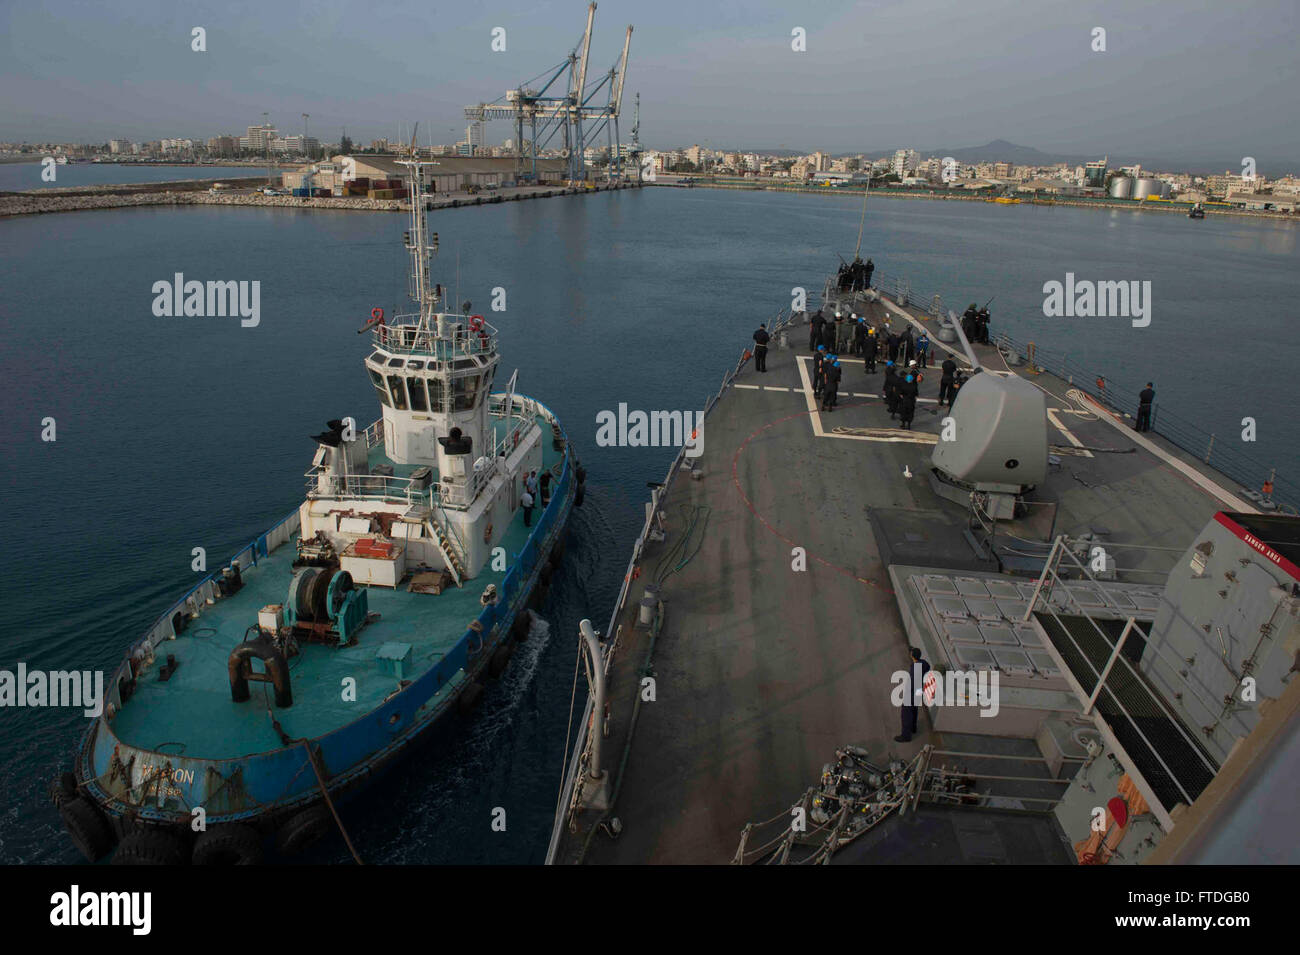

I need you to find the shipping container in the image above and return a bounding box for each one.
[292,188,311,197]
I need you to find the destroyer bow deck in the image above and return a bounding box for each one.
[550,275,1296,866]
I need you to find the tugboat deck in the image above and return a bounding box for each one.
[112,408,560,760]
[554,293,1266,865]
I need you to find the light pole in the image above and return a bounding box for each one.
[302,113,310,159]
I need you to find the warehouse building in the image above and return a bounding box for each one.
[337,155,568,192]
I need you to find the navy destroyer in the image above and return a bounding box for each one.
[53,150,580,864]
[549,260,1299,866]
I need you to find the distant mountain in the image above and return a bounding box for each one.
[927,139,1067,165]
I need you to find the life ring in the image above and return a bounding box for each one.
[371,306,384,324]
[469,314,484,332]
[484,522,493,543]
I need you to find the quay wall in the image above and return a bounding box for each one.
[0,182,641,218]
[650,180,1292,221]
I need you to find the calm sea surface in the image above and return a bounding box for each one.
[1,186,1297,862]
[0,161,270,192]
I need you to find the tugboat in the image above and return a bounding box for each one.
[54,149,582,864]
[1189,202,1206,219]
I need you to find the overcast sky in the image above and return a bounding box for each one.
[2,0,1296,171]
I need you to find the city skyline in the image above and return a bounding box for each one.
[3,0,1298,171]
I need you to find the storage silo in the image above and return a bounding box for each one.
[1133,177,1163,199]
[1109,177,1134,199]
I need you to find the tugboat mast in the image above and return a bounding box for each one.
[397,124,441,333]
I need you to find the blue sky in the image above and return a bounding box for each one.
[2,0,1296,171]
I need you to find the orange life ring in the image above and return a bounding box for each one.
[469,314,484,332]
[371,306,384,324]
[484,522,493,542]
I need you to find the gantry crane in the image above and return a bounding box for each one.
[464,3,632,185]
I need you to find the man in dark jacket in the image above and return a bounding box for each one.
[863,326,878,372]
[938,357,958,410]
[883,361,900,417]
[822,359,842,411]
[864,258,874,288]
[752,323,770,373]
[1135,382,1155,432]
[897,372,919,429]
[896,647,931,742]
[812,346,826,397]
[809,309,826,352]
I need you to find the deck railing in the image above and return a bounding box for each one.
[372,312,498,359]
[991,329,1296,513]
[822,271,1295,513]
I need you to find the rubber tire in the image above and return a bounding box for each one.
[113,828,187,866]
[574,485,585,507]
[50,771,78,808]
[457,681,484,715]
[275,805,333,857]
[59,797,114,862]
[512,611,532,642]
[192,824,264,865]
[489,644,512,678]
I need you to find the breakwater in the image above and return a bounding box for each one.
[1,181,641,218]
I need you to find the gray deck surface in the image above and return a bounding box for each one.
[556,292,1254,865]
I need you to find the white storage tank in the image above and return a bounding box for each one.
[1133,177,1163,199]
[1109,176,1134,198]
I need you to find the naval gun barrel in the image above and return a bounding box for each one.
[948,309,981,371]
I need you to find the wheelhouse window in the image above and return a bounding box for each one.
[452,374,480,412]
[407,376,428,412]
[387,375,408,410]
[369,367,391,407]
[426,377,445,413]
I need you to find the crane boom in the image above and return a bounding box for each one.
[612,25,632,116]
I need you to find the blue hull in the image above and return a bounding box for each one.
[68,414,578,858]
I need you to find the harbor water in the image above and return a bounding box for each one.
[0,161,268,192]
[1,186,1297,862]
